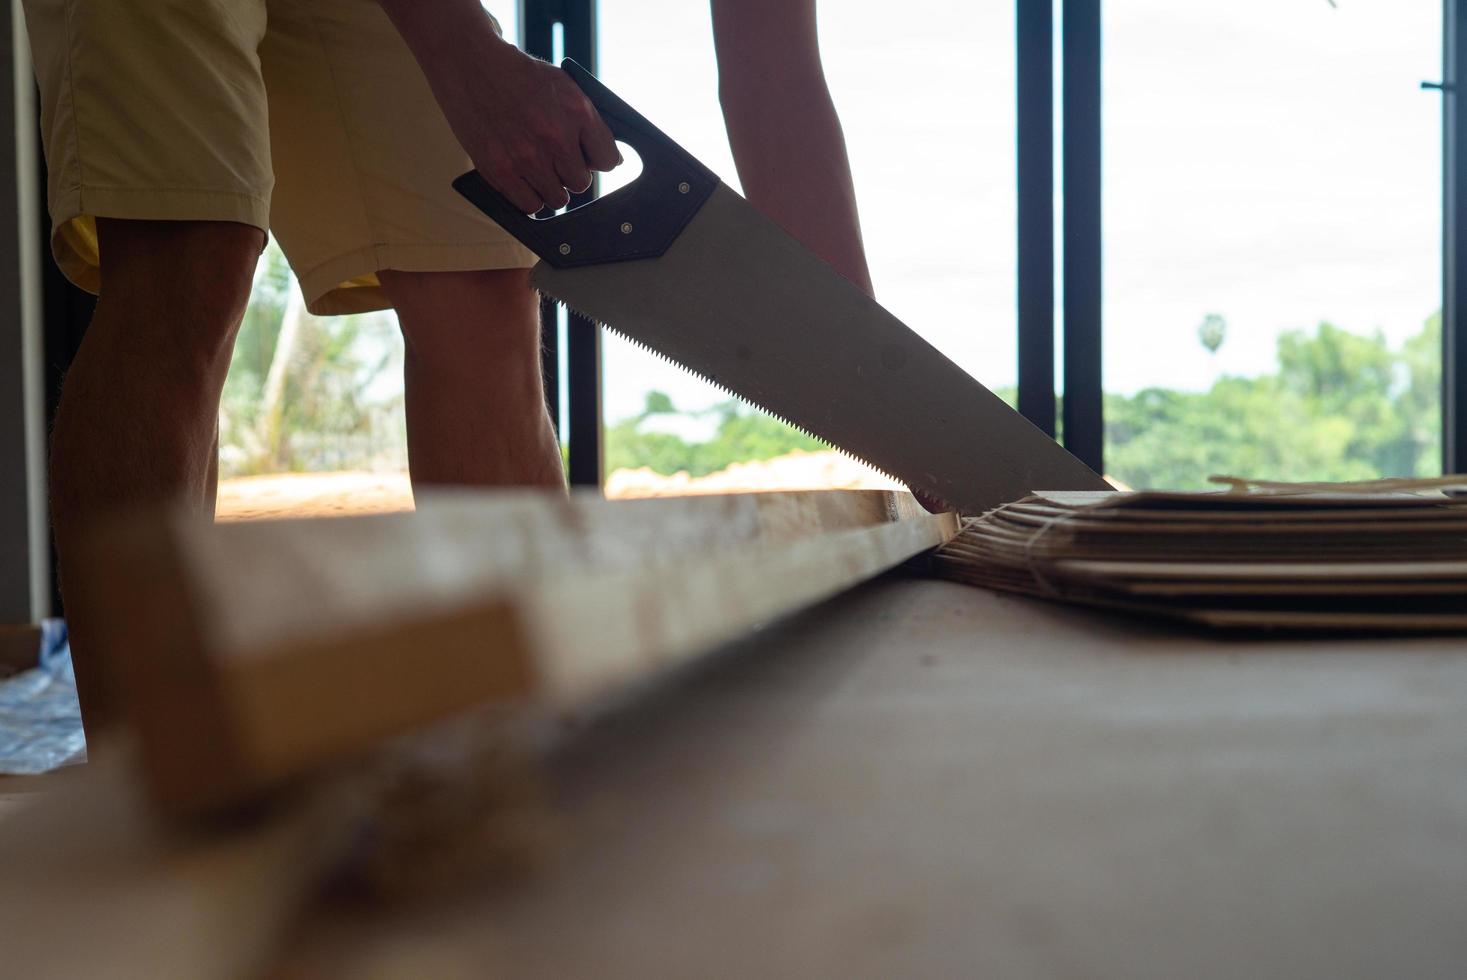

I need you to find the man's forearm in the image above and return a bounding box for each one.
[375,1,619,214]
[712,0,874,296]
[719,74,873,296]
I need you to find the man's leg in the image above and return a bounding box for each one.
[50,218,262,733]
[378,268,564,490]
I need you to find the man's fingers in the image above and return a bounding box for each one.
[554,153,594,196]
[520,157,570,212]
[482,167,544,215]
[579,112,621,172]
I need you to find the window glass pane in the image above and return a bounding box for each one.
[490,3,517,43]
[218,2,515,520]
[1103,2,1442,489]
[218,239,410,520]
[219,3,1026,513]
[597,1,1016,493]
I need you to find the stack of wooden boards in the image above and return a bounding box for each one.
[933,481,1467,632]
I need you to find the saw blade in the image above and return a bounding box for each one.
[534,184,1109,514]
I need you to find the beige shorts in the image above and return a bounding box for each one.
[22,0,535,315]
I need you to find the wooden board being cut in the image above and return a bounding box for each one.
[79,490,956,816]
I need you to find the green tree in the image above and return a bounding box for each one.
[642,390,676,415]
[1398,312,1443,476]
[1107,315,1441,489]
[1198,313,1226,354]
[603,391,824,478]
[220,239,406,476]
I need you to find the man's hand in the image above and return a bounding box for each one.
[380,0,620,214]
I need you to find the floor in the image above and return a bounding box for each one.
[5,577,1465,976]
[214,450,896,521]
[0,774,52,818]
[282,577,1467,978]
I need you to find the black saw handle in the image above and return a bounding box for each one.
[453,60,718,270]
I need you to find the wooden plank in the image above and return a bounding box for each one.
[0,492,953,977]
[78,490,955,816]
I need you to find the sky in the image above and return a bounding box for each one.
[569,2,1431,425]
[454,2,1442,425]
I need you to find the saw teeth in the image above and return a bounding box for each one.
[542,291,907,488]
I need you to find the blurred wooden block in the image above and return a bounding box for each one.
[81,490,956,817]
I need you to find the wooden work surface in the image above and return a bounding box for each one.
[282,576,1467,979]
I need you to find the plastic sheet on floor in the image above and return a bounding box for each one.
[0,620,86,774]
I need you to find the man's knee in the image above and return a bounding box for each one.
[93,218,264,351]
[383,267,541,364]
[381,267,535,313]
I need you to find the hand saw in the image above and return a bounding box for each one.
[455,60,1108,514]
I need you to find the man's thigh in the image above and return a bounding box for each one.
[94,219,264,327]
[378,268,539,347]
[22,0,274,296]
[262,0,535,318]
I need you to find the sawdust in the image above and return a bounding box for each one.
[216,451,898,521]
[342,713,557,902]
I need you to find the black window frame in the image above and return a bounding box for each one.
[1443,0,1467,471]
[1019,0,1464,480]
[12,1,1467,619]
